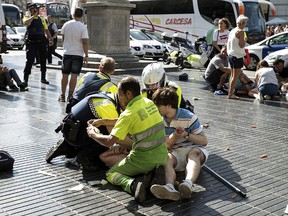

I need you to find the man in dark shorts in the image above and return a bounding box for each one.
[59,8,89,102]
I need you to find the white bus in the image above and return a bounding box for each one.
[129,0,276,45]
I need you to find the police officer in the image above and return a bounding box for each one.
[23,3,53,85]
[46,92,128,171]
[65,57,118,113]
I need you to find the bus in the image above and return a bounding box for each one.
[129,0,276,45]
[46,2,71,28]
[2,4,22,27]
[0,2,7,54]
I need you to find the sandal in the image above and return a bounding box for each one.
[58,94,65,102]
[227,94,239,100]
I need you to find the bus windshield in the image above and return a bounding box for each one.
[2,4,22,27]
[244,2,265,35]
[45,3,71,28]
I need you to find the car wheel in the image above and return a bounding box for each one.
[245,54,259,71]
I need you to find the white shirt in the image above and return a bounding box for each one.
[257,67,279,87]
[213,29,230,45]
[227,27,246,58]
[62,20,89,57]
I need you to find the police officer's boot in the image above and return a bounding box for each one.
[24,74,29,86]
[41,71,49,84]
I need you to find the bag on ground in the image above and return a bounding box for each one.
[0,150,15,172]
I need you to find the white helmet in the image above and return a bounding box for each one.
[142,63,166,87]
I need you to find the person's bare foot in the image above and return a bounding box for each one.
[227,94,240,100]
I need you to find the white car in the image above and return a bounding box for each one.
[6,26,25,50]
[130,39,145,58]
[12,26,26,39]
[130,29,165,60]
[263,48,288,67]
[246,32,288,71]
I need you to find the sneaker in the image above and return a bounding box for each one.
[41,79,49,84]
[178,181,193,199]
[150,184,181,201]
[264,95,272,100]
[9,85,19,92]
[46,138,70,163]
[151,165,165,186]
[18,82,28,91]
[131,175,150,203]
[58,94,65,102]
[259,92,264,104]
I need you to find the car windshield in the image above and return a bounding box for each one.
[15,27,26,33]
[7,27,16,35]
[130,31,151,40]
[269,33,288,45]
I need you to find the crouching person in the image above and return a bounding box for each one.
[46,91,127,171]
[86,77,168,203]
[150,87,208,201]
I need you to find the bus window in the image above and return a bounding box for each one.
[2,4,22,27]
[244,2,266,43]
[131,0,194,14]
[198,0,235,28]
[45,2,71,29]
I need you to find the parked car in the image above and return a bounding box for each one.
[130,39,145,58]
[6,26,25,50]
[263,48,288,67]
[246,32,288,70]
[130,29,165,60]
[12,26,26,39]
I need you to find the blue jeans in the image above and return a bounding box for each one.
[259,83,278,96]
[0,69,23,88]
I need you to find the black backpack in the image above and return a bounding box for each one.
[0,150,14,172]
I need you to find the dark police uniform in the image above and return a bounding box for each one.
[23,4,51,85]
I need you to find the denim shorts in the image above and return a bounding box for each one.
[259,83,279,96]
[228,55,244,69]
[62,55,83,75]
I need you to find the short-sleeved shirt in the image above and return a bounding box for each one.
[62,20,89,57]
[213,29,230,45]
[89,93,119,119]
[164,108,204,149]
[111,95,168,163]
[77,72,117,94]
[204,54,228,78]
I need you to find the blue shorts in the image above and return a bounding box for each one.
[259,83,279,96]
[228,55,244,69]
[62,55,83,75]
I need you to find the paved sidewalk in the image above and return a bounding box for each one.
[0,55,288,215]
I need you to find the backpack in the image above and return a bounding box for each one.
[0,150,14,172]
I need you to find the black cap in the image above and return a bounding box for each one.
[28,3,40,9]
